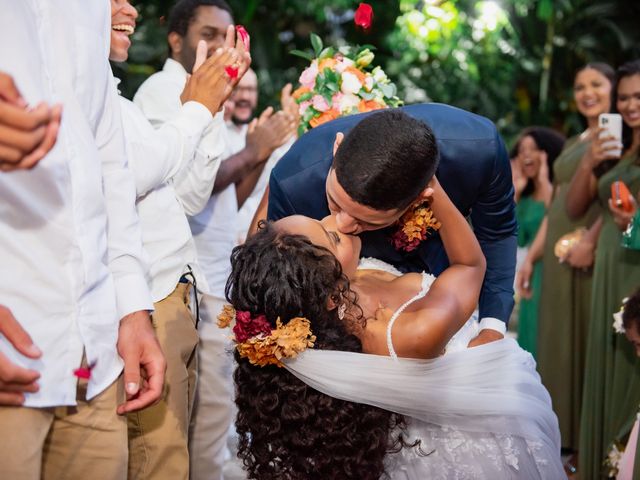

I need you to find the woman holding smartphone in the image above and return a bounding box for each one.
[515,64,614,464]
[566,59,640,478]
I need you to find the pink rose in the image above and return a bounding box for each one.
[299,61,319,89]
[311,94,330,112]
[299,100,312,115]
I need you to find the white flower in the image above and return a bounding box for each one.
[341,71,362,95]
[335,57,355,73]
[338,93,360,113]
[372,66,389,84]
[364,75,374,92]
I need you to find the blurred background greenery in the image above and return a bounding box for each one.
[113,0,640,143]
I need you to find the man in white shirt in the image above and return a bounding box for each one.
[224,69,297,244]
[109,1,248,478]
[133,2,295,478]
[0,1,164,478]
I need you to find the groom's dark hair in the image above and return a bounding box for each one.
[333,109,439,211]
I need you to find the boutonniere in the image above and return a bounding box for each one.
[391,200,441,252]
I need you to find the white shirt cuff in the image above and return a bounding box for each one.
[479,317,507,335]
[113,272,154,319]
[177,101,214,135]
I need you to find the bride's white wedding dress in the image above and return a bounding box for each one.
[284,259,565,479]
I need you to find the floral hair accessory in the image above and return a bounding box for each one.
[217,305,316,367]
[290,34,402,135]
[392,199,441,252]
[612,297,629,334]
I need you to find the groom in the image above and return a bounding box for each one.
[266,104,516,346]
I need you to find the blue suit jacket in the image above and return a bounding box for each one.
[267,103,517,325]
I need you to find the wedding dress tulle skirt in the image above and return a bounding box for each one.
[285,337,565,479]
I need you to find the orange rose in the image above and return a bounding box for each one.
[318,58,338,72]
[292,86,311,100]
[309,109,340,128]
[357,99,385,112]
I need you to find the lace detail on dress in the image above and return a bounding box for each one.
[386,274,431,360]
[358,257,404,276]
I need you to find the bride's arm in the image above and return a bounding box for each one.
[390,178,487,358]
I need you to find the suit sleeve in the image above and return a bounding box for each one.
[267,171,296,221]
[470,130,517,326]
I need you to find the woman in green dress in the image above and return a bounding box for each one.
[566,59,640,479]
[517,63,615,457]
[512,127,566,359]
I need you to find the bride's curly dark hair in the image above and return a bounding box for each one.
[225,221,405,480]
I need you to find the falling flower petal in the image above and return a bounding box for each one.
[235,25,250,50]
[73,361,97,380]
[354,3,374,29]
[224,65,239,79]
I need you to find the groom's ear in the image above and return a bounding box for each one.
[418,184,435,202]
[333,132,344,156]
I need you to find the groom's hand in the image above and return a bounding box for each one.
[467,329,503,348]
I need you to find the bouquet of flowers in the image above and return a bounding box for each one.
[291,33,402,135]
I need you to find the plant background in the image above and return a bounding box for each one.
[113,0,640,144]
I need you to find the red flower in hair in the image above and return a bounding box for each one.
[235,25,250,50]
[233,311,272,343]
[354,3,373,29]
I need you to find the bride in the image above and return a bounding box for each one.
[222,178,564,479]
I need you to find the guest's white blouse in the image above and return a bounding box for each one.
[0,0,152,406]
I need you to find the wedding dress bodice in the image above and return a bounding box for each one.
[358,258,480,358]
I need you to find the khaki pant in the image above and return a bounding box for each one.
[127,282,198,480]
[0,373,127,480]
[188,295,234,480]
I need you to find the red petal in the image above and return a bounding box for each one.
[235,25,250,50]
[224,65,239,80]
[73,367,92,379]
[354,3,373,29]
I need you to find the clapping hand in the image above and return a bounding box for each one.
[280,83,300,131]
[180,25,252,115]
[0,72,62,171]
[245,106,297,163]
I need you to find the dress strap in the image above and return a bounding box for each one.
[386,273,431,360]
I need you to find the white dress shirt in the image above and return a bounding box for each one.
[118,92,226,301]
[225,123,294,244]
[0,0,152,406]
[135,59,236,298]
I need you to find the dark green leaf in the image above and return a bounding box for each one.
[310,33,323,57]
[290,49,314,61]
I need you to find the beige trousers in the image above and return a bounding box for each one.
[188,295,234,480]
[127,282,199,480]
[0,372,127,480]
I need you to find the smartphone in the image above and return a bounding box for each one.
[598,113,623,157]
